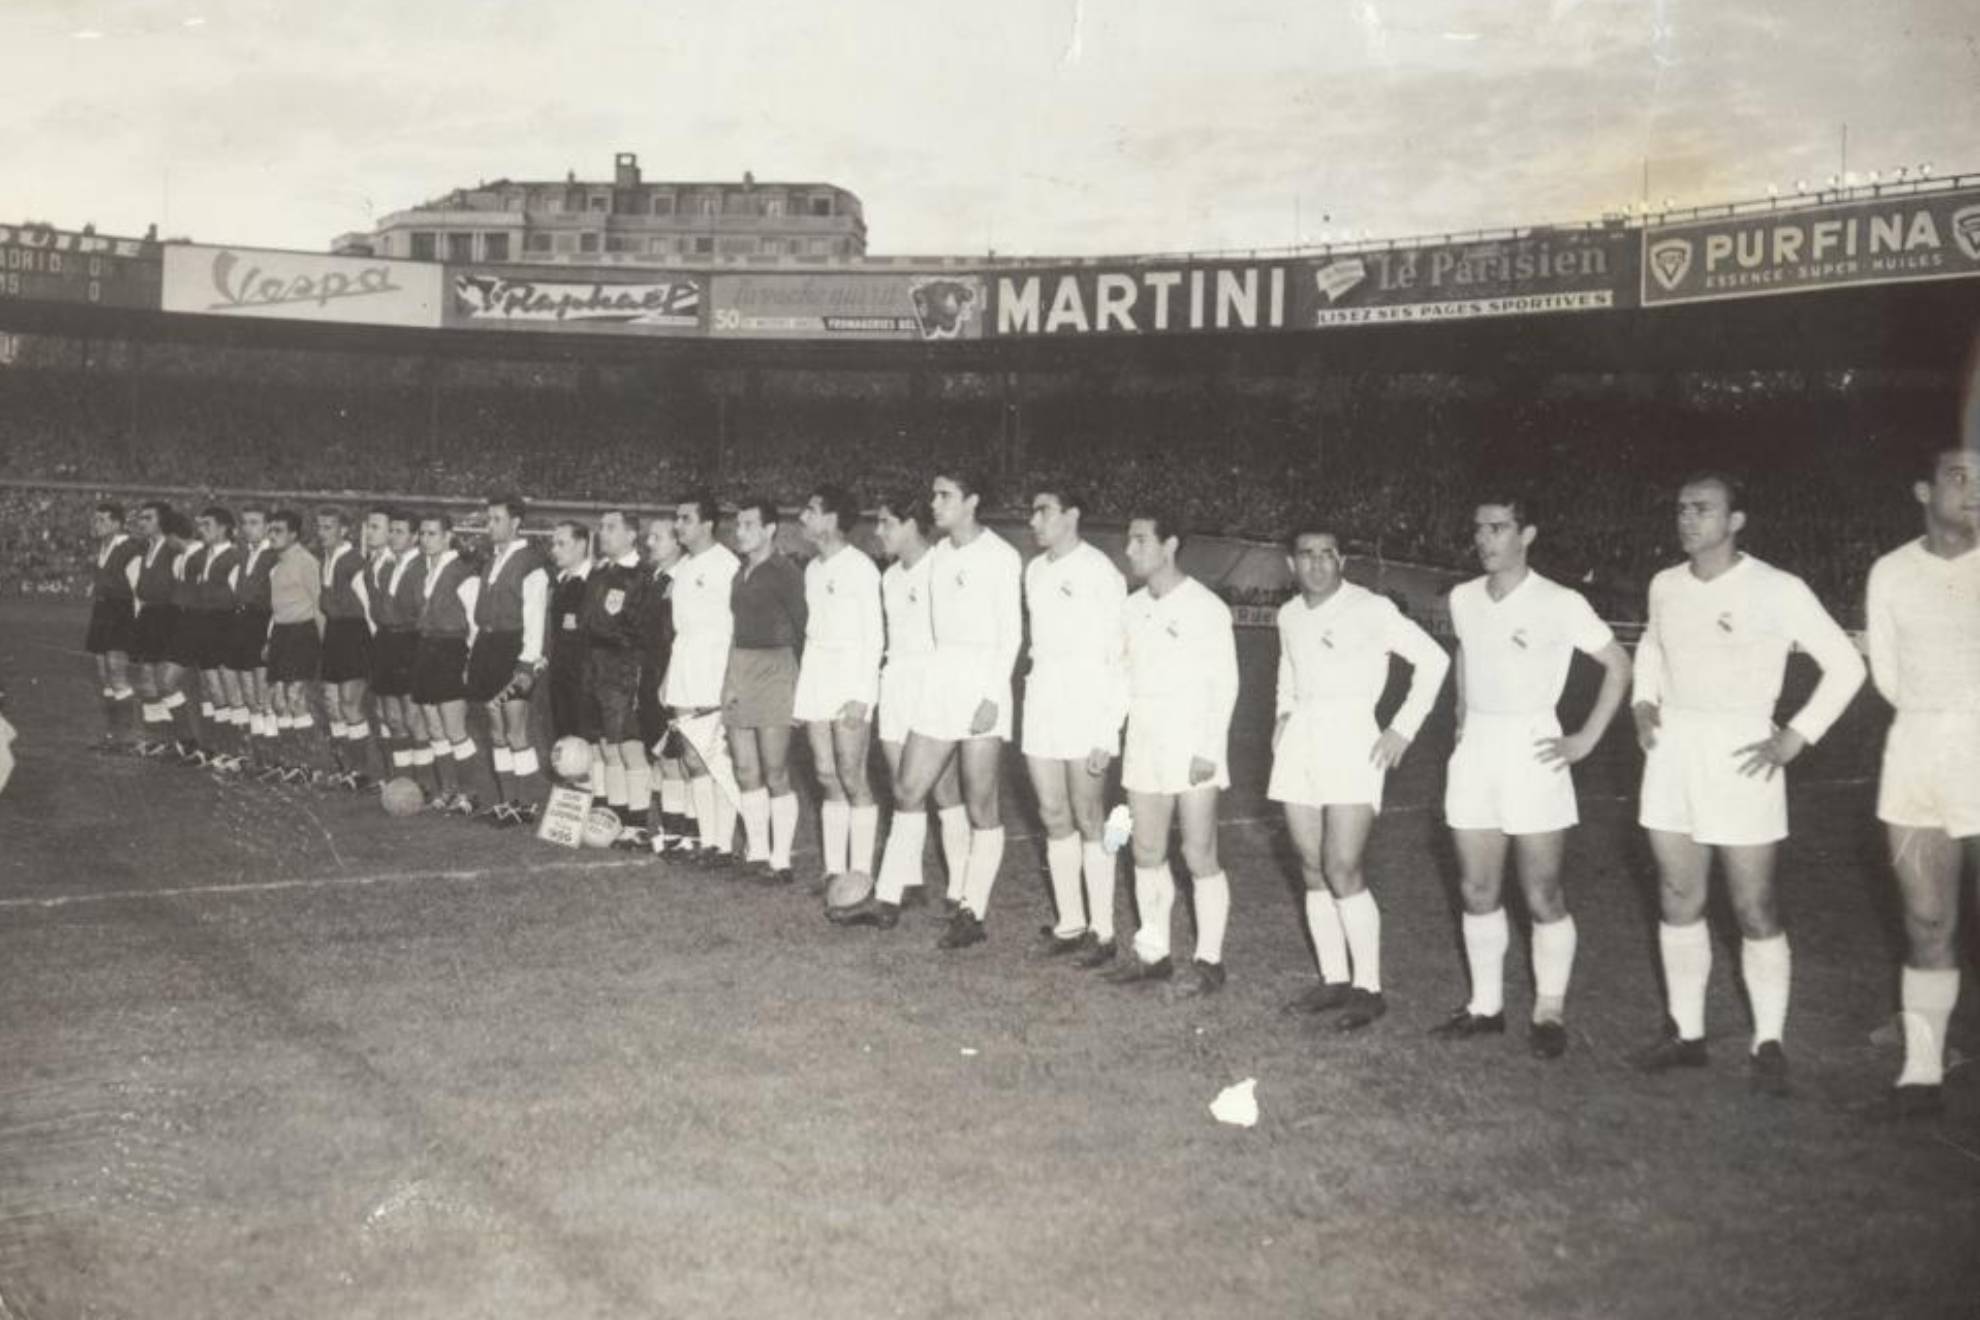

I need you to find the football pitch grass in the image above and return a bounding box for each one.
[1,597,1974,1319]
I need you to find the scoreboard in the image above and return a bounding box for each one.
[0,224,161,310]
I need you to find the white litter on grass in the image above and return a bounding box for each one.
[1210,1078,1259,1127]
[960,1047,979,1057]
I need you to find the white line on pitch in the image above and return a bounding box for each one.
[0,855,656,910]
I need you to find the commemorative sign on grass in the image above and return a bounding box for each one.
[0,224,160,310]
[447,267,703,334]
[163,244,444,327]
[1642,186,1980,305]
[709,273,983,340]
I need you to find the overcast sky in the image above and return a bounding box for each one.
[6,0,1976,258]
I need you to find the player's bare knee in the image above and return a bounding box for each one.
[1323,854,1365,896]
[1130,840,1167,870]
[1180,837,1220,878]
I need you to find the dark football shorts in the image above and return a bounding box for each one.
[84,597,136,656]
[722,646,799,730]
[586,647,640,744]
[549,659,600,742]
[266,620,322,684]
[465,629,525,704]
[129,604,177,665]
[228,608,271,672]
[166,605,206,669]
[320,617,371,684]
[411,635,469,706]
[194,610,234,671]
[637,661,673,749]
[370,628,418,698]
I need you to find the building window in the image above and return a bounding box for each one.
[759,238,785,256]
[806,237,830,256]
[606,235,637,253]
[565,189,585,213]
[648,236,675,254]
[618,192,649,215]
[410,232,438,261]
[810,195,834,217]
[764,196,785,217]
[524,232,552,253]
[699,195,719,217]
[693,236,714,255]
[580,232,601,252]
[483,233,510,262]
[589,195,608,212]
[652,193,675,216]
[717,236,755,255]
[554,234,576,254]
[724,191,755,216]
[446,233,474,262]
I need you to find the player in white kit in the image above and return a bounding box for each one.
[1439,496,1632,1058]
[1022,488,1130,967]
[830,491,971,928]
[1273,525,1450,1031]
[1103,511,1240,999]
[1630,472,1865,1095]
[665,493,743,861]
[864,471,1023,950]
[1865,439,1980,1119]
[794,484,885,891]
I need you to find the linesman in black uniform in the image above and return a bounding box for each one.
[581,509,652,846]
[545,519,600,788]
[85,500,143,750]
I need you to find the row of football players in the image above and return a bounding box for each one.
[81,498,582,821]
[538,454,1972,1118]
[81,444,1977,1117]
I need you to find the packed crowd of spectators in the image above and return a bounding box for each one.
[0,354,1953,626]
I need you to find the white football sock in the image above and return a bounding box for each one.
[659,775,687,815]
[820,799,851,874]
[1045,833,1085,937]
[960,826,1005,918]
[848,804,879,874]
[769,793,799,870]
[1304,890,1350,984]
[1131,863,1175,964]
[875,810,927,904]
[603,762,628,809]
[1337,890,1382,993]
[1192,871,1230,965]
[588,746,607,796]
[1742,934,1791,1051]
[1081,840,1116,943]
[1530,915,1578,1024]
[1659,920,1712,1041]
[493,745,515,775]
[1896,966,1960,1088]
[1462,908,1510,1017]
[626,761,652,816]
[691,776,719,849]
[937,805,970,900]
[712,784,737,854]
[739,788,771,862]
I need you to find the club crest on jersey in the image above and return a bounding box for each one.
[955,570,968,588]
[1321,630,1336,650]
[1057,579,1075,598]
[604,588,625,616]
[1165,620,1181,639]
[1511,627,1530,650]
[1716,611,1735,634]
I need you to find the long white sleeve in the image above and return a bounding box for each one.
[990,545,1023,710]
[519,567,549,666]
[1781,577,1866,744]
[1864,555,1901,709]
[458,577,482,647]
[1198,599,1240,767]
[1632,605,1665,707]
[856,559,884,705]
[1384,607,1451,740]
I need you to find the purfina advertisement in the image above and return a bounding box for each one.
[161,244,444,327]
[0,224,160,310]
[708,273,984,340]
[446,267,703,334]
[1641,186,1980,305]
[1300,230,1633,327]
